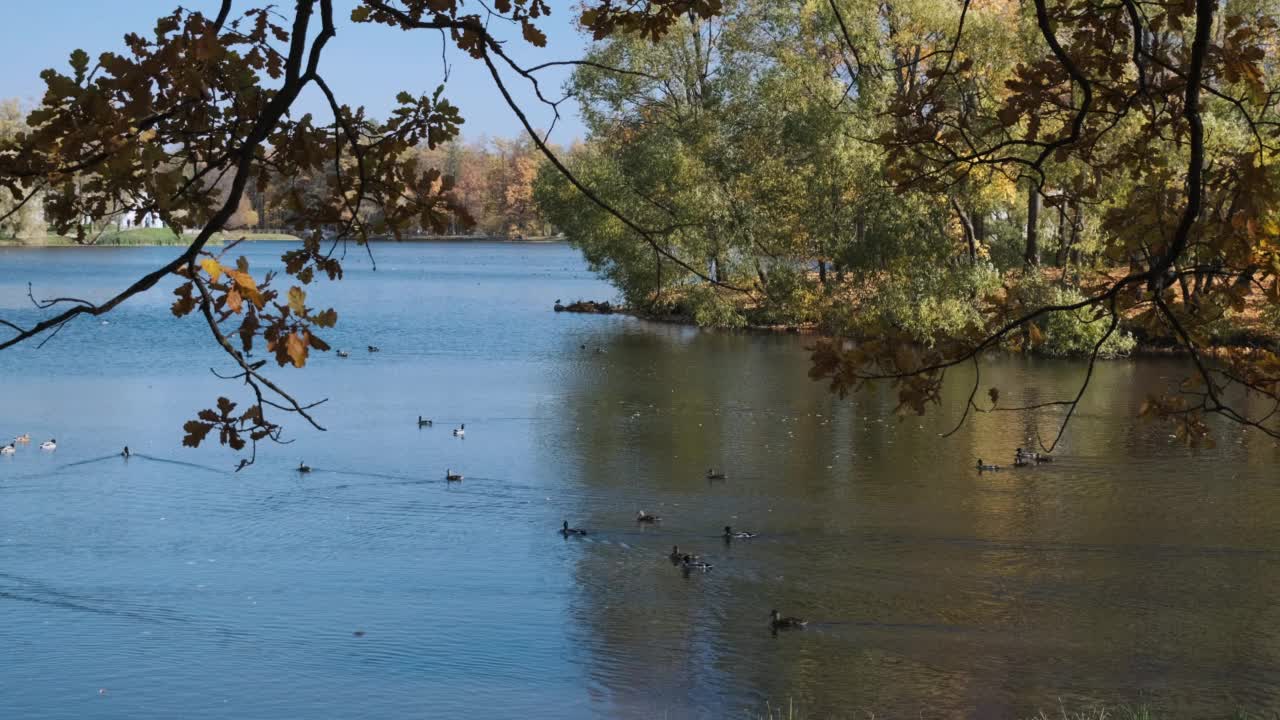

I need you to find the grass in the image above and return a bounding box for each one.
[0,228,300,247]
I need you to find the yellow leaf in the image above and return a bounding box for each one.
[288,286,306,315]
[226,287,243,314]
[200,258,223,283]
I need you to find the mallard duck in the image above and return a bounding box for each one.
[636,510,660,523]
[452,423,465,437]
[706,469,727,480]
[40,439,56,451]
[669,545,699,563]
[0,444,14,456]
[682,558,713,572]
[336,350,350,358]
[446,469,463,481]
[14,433,30,444]
[723,525,757,539]
[770,609,807,630]
[297,461,311,473]
[367,345,380,353]
[976,459,999,471]
[418,416,433,427]
[560,521,586,536]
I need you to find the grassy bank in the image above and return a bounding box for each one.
[0,229,300,247]
[0,230,560,247]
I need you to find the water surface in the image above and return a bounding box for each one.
[1,242,1278,718]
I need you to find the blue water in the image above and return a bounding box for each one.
[2,242,1280,718]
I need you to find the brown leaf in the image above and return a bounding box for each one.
[182,420,214,448]
[286,331,308,368]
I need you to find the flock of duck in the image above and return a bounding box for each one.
[563,502,805,632]
[296,418,465,478]
[1,434,57,455]
[976,447,1054,472]
[8,418,810,632]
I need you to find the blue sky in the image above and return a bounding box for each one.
[0,1,589,142]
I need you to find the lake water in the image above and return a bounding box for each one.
[1,242,1279,719]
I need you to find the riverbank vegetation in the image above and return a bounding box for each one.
[534,0,1278,361]
[531,0,1280,444]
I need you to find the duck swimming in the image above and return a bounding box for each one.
[445,469,463,481]
[636,510,661,523]
[336,350,350,358]
[976,459,999,471]
[1015,447,1052,465]
[0,444,14,456]
[418,416,433,427]
[297,461,311,473]
[770,609,807,630]
[14,433,30,444]
[367,345,380,353]
[682,558,713,572]
[670,545,702,564]
[560,521,586,536]
[452,424,465,437]
[121,446,130,458]
[723,525,757,540]
[40,439,56,451]
[705,469,727,480]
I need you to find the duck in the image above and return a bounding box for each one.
[560,520,587,536]
[336,350,350,358]
[40,439,56,451]
[452,424,465,438]
[770,609,807,630]
[1019,447,1053,463]
[682,558,713,572]
[0,444,14,456]
[976,459,999,471]
[669,545,699,563]
[417,416,433,427]
[723,525,757,540]
[297,461,312,473]
[121,446,130,458]
[705,468,727,480]
[367,345,380,353]
[636,510,661,523]
[14,433,30,444]
[554,299,565,312]
[445,469,463,481]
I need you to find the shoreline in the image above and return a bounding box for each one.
[0,232,566,249]
[566,303,1279,357]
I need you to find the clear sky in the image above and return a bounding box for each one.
[0,0,589,143]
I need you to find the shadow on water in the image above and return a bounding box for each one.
[0,572,187,624]
[546,324,1280,718]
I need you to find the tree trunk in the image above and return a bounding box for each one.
[818,259,827,285]
[653,245,662,310]
[1025,182,1041,267]
[950,196,976,264]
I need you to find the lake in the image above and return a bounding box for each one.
[1,242,1278,719]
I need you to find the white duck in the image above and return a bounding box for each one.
[0,444,14,455]
[40,439,57,451]
[452,423,465,438]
